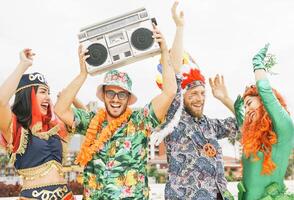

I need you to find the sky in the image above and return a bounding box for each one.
[1,0,294,157]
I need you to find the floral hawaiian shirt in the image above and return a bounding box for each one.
[163,75,238,200]
[72,103,159,200]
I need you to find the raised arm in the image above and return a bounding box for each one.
[169,0,184,74]
[252,44,292,131]
[151,25,177,122]
[209,74,235,114]
[0,49,34,141]
[57,90,88,111]
[54,45,89,126]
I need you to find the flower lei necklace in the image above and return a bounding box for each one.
[75,108,132,167]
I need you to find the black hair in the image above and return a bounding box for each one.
[11,86,38,129]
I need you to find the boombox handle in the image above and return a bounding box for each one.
[151,18,157,26]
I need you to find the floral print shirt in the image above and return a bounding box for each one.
[72,103,159,200]
[163,75,238,200]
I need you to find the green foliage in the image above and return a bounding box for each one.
[285,150,294,180]
[147,165,167,183]
[225,169,241,182]
[264,53,277,70]
[147,165,158,177]
[0,154,9,167]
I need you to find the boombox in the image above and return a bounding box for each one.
[78,8,161,75]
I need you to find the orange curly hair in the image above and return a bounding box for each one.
[241,85,289,175]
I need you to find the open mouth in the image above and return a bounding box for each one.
[110,103,121,109]
[191,104,202,110]
[41,103,49,110]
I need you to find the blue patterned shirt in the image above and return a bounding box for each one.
[163,75,238,200]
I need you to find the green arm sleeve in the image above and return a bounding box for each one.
[256,79,294,143]
[234,95,245,128]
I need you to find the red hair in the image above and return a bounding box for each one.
[241,85,288,175]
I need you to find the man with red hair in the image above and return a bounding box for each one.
[235,44,294,199]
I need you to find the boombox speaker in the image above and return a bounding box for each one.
[78,8,160,75]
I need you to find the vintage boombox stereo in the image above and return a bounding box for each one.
[78,8,160,75]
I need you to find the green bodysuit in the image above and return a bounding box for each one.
[238,79,294,200]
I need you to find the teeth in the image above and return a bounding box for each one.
[111,104,120,108]
[41,103,49,109]
[192,105,202,107]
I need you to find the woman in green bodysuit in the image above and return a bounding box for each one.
[234,44,294,200]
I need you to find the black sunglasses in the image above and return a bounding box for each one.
[104,90,130,100]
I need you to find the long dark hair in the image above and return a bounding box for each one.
[11,86,38,130]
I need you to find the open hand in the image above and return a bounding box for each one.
[209,74,229,101]
[172,0,184,27]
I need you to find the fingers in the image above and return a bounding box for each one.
[84,55,90,61]
[78,44,83,53]
[22,48,35,59]
[79,45,89,61]
[152,33,163,42]
[171,0,184,26]
[152,25,164,42]
[209,74,224,87]
[214,74,220,86]
[171,0,179,16]
[209,77,214,88]
[180,11,184,18]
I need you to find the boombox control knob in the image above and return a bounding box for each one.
[131,28,154,51]
[86,43,108,66]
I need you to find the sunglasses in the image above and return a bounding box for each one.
[104,90,130,100]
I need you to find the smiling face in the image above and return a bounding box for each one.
[36,85,51,115]
[244,95,262,123]
[184,85,206,118]
[103,85,130,119]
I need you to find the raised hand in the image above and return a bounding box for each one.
[252,43,269,71]
[78,44,90,76]
[172,0,184,27]
[152,24,168,52]
[209,74,229,101]
[19,48,35,69]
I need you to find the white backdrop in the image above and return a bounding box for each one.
[1,0,294,157]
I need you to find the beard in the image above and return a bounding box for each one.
[184,102,204,119]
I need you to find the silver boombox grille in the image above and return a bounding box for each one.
[78,8,160,75]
